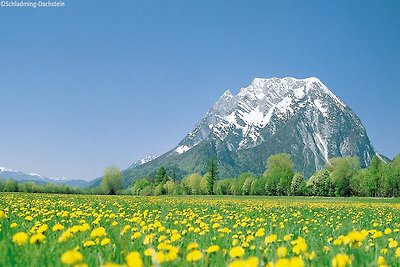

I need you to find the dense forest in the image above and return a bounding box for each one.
[1,153,399,197]
[130,154,400,198]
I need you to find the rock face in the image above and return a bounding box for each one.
[123,77,377,182]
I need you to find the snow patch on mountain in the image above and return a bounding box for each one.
[240,106,271,127]
[314,99,328,117]
[294,87,305,99]
[315,133,329,162]
[0,167,12,172]
[129,155,158,169]
[176,145,190,154]
[305,77,346,107]
[28,172,42,178]
[276,96,293,114]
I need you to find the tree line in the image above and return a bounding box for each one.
[0,179,82,194]
[130,154,400,197]
[1,153,399,197]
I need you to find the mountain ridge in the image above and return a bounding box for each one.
[0,167,91,188]
[122,76,377,183]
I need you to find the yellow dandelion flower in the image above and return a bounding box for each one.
[228,257,259,267]
[61,249,83,265]
[255,228,265,237]
[144,248,155,257]
[131,232,141,239]
[289,257,305,267]
[377,256,385,266]
[58,231,73,243]
[186,250,203,262]
[265,234,278,244]
[333,239,342,246]
[170,233,181,242]
[187,242,199,251]
[273,258,289,267]
[331,253,352,267]
[90,227,106,238]
[212,223,220,229]
[230,246,245,258]
[284,234,292,241]
[29,233,45,244]
[292,237,307,255]
[13,232,29,245]
[152,251,166,264]
[277,246,287,258]
[101,263,124,267]
[37,224,48,234]
[343,231,366,246]
[83,240,96,247]
[371,231,383,239]
[206,245,220,253]
[125,251,143,267]
[52,223,65,232]
[101,238,111,246]
[389,239,398,248]
[166,250,178,261]
[143,235,153,245]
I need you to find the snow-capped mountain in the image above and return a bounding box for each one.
[0,167,90,187]
[129,155,157,169]
[123,77,377,180]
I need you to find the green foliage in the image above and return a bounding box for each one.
[350,169,369,196]
[3,153,400,198]
[181,173,207,195]
[328,157,360,197]
[164,180,177,195]
[154,183,164,195]
[366,156,381,197]
[214,179,231,195]
[388,154,400,197]
[131,178,151,195]
[306,169,332,196]
[0,179,83,194]
[155,166,168,184]
[139,185,154,196]
[242,174,255,195]
[206,156,218,194]
[290,173,306,196]
[264,153,294,196]
[101,165,122,195]
[4,179,18,192]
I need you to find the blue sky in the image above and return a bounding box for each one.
[0,0,399,180]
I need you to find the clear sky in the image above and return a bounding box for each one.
[0,0,399,180]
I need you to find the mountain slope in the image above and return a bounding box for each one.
[128,155,157,169]
[123,77,377,182]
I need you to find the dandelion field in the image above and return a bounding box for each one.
[0,193,399,267]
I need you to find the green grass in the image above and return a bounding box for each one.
[0,193,399,266]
